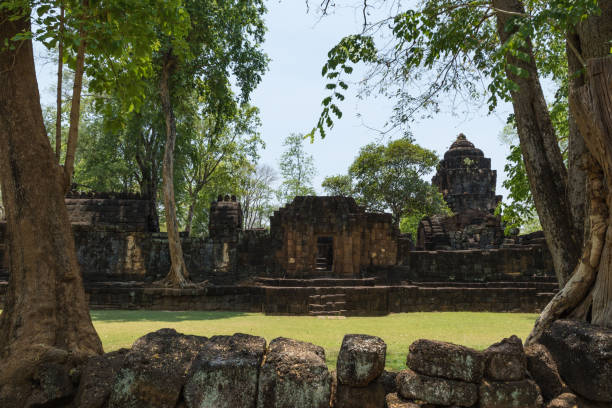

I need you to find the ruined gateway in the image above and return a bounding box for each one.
[0,135,557,315]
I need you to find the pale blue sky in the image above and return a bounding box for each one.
[249,1,514,198]
[34,1,516,199]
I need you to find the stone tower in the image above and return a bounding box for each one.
[432,133,502,214]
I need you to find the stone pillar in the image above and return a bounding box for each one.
[209,195,243,274]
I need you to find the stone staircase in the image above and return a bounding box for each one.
[308,293,347,317]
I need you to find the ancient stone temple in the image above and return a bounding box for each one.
[417,134,505,250]
[269,196,397,277]
[432,133,502,214]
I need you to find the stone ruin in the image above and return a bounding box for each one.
[13,318,611,408]
[270,196,397,277]
[417,134,505,250]
[0,133,558,315]
[209,194,242,273]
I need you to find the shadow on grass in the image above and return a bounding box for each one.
[90,310,249,323]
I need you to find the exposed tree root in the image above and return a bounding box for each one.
[526,154,609,346]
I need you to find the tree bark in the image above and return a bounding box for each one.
[493,0,581,287]
[63,0,88,192]
[185,196,196,237]
[55,3,65,162]
[0,8,102,405]
[158,52,190,287]
[569,56,612,327]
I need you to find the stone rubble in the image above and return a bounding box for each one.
[44,322,610,408]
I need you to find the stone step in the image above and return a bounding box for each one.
[254,277,376,287]
[308,309,347,316]
[325,301,346,309]
[320,294,345,302]
[308,303,325,311]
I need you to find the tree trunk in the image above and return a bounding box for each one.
[493,0,581,287]
[567,27,589,248]
[139,170,160,232]
[0,9,102,405]
[158,53,190,287]
[55,3,65,162]
[185,196,196,237]
[569,56,612,327]
[63,9,88,192]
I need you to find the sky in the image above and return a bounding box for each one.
[34,1,516,200]
[250,1,515,198]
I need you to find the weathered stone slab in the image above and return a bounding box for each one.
[406,339,484,383]
[396,368,478,407]
[74,349,129,408]
[484,335,526,381]
[25,362,76,407]
[385,393,421,408]
[184,333,266,408]
[546,393,612,408]
[335,381,385,408]
[525,343,568,402]
[540,319,612,402]
[546,393,579,408]
[337,334,386,386]
[479,379,542,408]
[107,328,208,408]
[256,337,331,408]
[377,370,398,394]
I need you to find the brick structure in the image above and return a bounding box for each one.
[417,134,505,250]
[64,191,155,232]
[270,196,397,277]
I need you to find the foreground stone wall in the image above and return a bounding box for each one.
[11,319,610,408]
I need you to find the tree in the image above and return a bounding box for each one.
[0,6,102,403]
[321,174,353,196]
[349,138,448,228]
[0,1,186,403]
[239,163,278,229]
[183,104,263,236]
[154,0,268,287]
[312,0,612,335]
[277,133,317,203]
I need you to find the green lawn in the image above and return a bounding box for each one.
[91,311,537,371]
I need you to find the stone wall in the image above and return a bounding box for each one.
[65,191,154,232]
[16,320,610,407]
[0,223,555,290]
[0,280,555,315]
[394,246,555,282]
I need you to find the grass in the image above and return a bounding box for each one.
[91,310,537,371]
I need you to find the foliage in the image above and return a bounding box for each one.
[183,104,264,235]
[311,0,601,139]
[277,133,317,204]
[497,103,569,234]
[497,144,537,233]
[348,138,449,226]
[321,174,353,197]
[239,164,278,229]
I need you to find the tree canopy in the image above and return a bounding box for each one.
[277,133,317,204]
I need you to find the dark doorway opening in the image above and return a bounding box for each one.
[316,236,334,272]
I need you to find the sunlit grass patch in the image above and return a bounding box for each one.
[90,310,537,371]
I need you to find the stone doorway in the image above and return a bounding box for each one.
[316,236,334,272]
